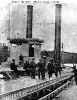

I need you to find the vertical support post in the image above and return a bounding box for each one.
[37,92,39,99]
[62,42,64,67]
[43,89,45,95]
[72,53,74,67]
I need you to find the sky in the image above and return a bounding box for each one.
[0,1,77,53]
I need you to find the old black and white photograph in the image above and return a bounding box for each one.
[0,0,77,100]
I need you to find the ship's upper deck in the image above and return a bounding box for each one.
[8,38,44,45]
[0,66,72,96]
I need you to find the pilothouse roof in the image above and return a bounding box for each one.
[8,38,44,45]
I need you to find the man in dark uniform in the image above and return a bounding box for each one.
[29,58,36,79]
[58,61,62,77]
[42,56,46,79]
[23,60,30,76]
[55,60,62,77]
[37,59,43,79]
[72,65,77,85]
[10,59,18,77]
[10,59,17,71]
[47,58,54,79]
[54,60,58,77]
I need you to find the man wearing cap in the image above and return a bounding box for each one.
[37,59,44,79]
[23,60,30,76]
[10,59,18,78]
[42,56,46,79]
[47,58,54,79]
[72,65,77,85]
[10,59,17,71]
[54,60,58,77]
[29,58,36,79]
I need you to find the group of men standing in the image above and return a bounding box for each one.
[24,58,62,79]
[47,59,62,79]
[23,58,46,79]
[10,54,62,79]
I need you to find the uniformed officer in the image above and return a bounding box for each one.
[72,65,77,85]
[47,58,54,79]
[37,59,43,79]
[10,59,17,72]
[54,60,58,77]
[23,60,30,76]
[58,62,62,77]
[29,58,36,79]
[42,56,46,80]
[55,60,62,77]
[10,59,18,78]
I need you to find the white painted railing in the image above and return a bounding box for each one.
[0,73,73,100]
[39,81,71,100]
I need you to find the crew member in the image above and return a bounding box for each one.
[54,60,58,77]
[10,59,17,71]
[29,58,36,79]
[37,59,43,79]
[72,65,77,85]
[47,58,54,79]
[58,61,62,77]
[10,59,18,77]
[42,56,46,80]
[23,60,30,76]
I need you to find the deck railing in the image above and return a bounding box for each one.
[0,73,73,100]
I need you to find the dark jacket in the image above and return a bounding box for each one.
[23,62,29,70]
[47,62,54,72]
[37,61,43,71]
[73,67,77,77]
[30,61,36,71]
[10,62,17,71]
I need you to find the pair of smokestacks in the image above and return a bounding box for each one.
[26,4,61,65]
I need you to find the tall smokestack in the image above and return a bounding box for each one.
[26,5,33,38]
[54,4,61,66]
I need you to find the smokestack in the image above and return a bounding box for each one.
[26,5,33,38]
[54,4,61,65]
